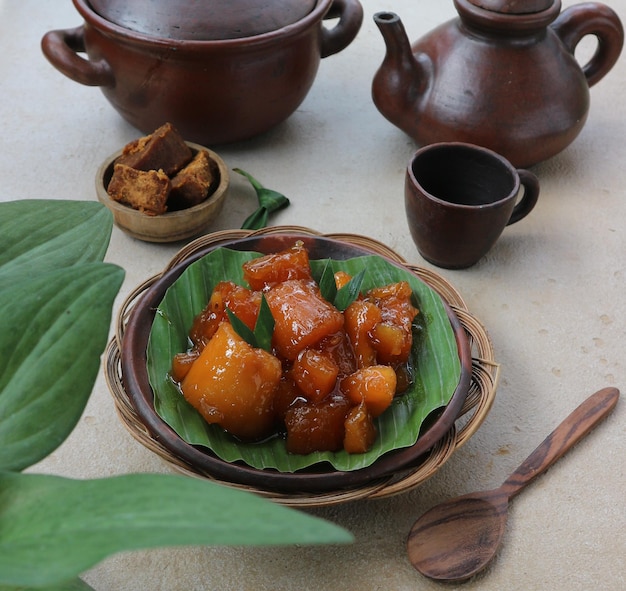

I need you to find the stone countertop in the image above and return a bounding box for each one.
[2,1,625,589]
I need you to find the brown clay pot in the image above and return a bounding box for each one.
[41,0,363,145]
[372,0,624,167]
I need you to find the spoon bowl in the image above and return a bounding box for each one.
[408,494,507,581]
[407,387,620,582]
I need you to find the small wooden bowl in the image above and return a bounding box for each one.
[96,142,229,243]
[104,227,500,505]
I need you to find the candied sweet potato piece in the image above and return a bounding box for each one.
[344,402,377,454]
[394,364,413,394]
[366,281,419,364]
[284,394,351,454]
[189,281,261,347]
[370,322,406,363]
[344,300,382,369]
[243,242,313,291]
[367,281,414,302]
[181,322,281,441]
[341,365,397,418]
[317,330,357,377]
[266,279,344,361]
[334,270,352,290]
[292,349,340,403]
[171,349,200,383]
[273,374,306,422]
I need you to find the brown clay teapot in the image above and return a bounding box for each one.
[372,0,624,167]
[42,0,363,145]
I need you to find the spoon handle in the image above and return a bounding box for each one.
[500,387,619,500]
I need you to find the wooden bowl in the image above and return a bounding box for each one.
[95,142,229,243]
[104,228,499,505]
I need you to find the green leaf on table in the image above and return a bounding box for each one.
[0,471,352,588]
[0,264,124,471]
[0,199,113,280]
[0,200,124,472]
[148,247,461,473]
[0,577,97,591]
[234,168,290,230]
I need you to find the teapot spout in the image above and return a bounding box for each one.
[372,12,430,138]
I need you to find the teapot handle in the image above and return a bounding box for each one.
[320,0,363,58]
[41,26,114,87]
[552,2,624,87]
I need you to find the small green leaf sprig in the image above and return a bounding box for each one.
[226,294,275,352]
[234,168,290,230]
[318,262,366,311]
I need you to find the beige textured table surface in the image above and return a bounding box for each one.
[2,1,625,589]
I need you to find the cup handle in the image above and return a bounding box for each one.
[507,169,540,225]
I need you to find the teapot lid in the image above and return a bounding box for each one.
[88,0,318,40]
[467,0,554,13]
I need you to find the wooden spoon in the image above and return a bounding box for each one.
[407,387,620,582]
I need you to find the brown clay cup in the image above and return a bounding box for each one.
[405,142,539,269]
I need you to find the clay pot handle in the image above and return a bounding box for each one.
[41,26,114,87]
[507,169,540,226]
[320,0,363,58]
[552,2,624,87]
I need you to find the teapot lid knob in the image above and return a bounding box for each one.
[468,0,554,13]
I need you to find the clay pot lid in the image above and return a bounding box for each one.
[467,0,554,13]
[88,0,318,40]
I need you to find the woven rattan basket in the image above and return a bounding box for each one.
[104,227,499,507]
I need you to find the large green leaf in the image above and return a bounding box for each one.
[0,262,124,471]
[0,577,94,591]
[0,199,123,472]
[0,471,352,588]
[0,201,351,590]
[148,248,461,472]
[0,200,113,280]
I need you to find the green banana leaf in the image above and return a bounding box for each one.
[148,247,461,472]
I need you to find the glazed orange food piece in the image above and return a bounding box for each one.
[367,281,417,364]
[344,402,377,454]
[181,322,282,441]
[189,281,261,347]
[284,394,352,454]
[292,349,340,403]
[341,365,397,417]
[242,242,313,290]
[171,242,420,455]
[266,279,344,361]
[344,300,382,369]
